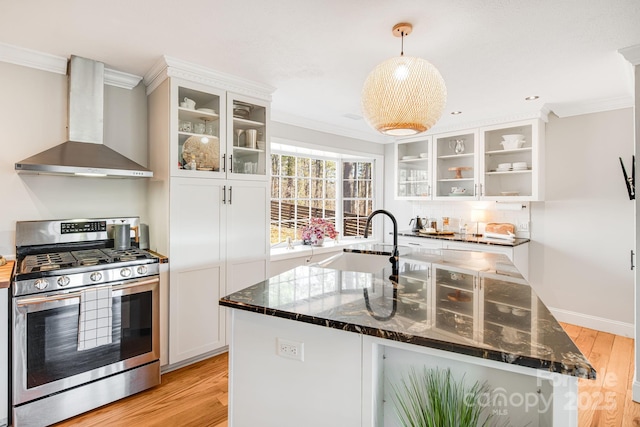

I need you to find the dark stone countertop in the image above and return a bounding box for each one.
[398,230,530,247]
[220,244,594,379]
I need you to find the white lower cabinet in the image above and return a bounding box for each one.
[398,235,444,250]
[441,240,529,280]
[165,177,268,365]
[398,235,529,280]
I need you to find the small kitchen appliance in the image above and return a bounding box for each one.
[10,217,161,427]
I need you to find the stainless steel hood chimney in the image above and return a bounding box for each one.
[15,56,153,178]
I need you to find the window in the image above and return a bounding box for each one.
[342,161,373,238]
[270,144,377,245]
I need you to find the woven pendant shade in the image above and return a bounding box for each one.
[362,55,447,136]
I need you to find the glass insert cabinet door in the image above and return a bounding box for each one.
[432,264,478,340]
[481,121,536,199]
[395,137,431,199]
[228,94,269,178]
[434,131,477,199]
[481,275,534,352]
[177,86,222,174]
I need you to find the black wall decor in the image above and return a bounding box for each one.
[619,155,635,200]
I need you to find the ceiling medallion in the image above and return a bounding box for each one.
[362,23,447,136]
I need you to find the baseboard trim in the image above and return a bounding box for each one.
[548,306,634,337]
[160,346,228,374]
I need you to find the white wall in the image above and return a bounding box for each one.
[530,109,635,335]
[0,61,150,256]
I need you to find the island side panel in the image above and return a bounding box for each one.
[228,309,363,427]
[362,336,579,427]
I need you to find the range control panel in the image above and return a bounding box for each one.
[61,221,108,234]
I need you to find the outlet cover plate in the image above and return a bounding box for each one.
[277,338,304,361]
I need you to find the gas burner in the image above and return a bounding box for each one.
[72,249,110,266]
[101,248,151,262]
[20,252,76,274]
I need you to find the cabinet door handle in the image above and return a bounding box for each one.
[631,250,635,270]
[222,154,226,172]
[427,184,431,197]
[474,184,477,197]
[229,186,233,204]
[223,185,226,204]
[230,155,233,173]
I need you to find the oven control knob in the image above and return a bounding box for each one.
[90,272,103,282]
[34,279,49,291]
[120,267,132,278]
[57,276,71,287]
[137,266,148,275]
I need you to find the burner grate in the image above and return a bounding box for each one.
[101,248,152,262]
[71,249,111,266]
[20,252,76,274]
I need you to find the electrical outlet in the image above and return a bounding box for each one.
[517,221,530,232]
[277,338,304,361]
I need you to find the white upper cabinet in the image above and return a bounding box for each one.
[394,136,433,199]
[479,119,544,201]
[393,118,545,202]
[226,93,269,180]
[174,81,227,179]
[433,129,479,200]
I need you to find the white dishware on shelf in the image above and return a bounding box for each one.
[512,162,528,170]
[500,139,525,150]
[402,155,419,160]
[495,303,511,313]
[512,307,527,317]
[501,134,525,141]
[183,97,196,109]
[419,152,428,158]
[196,108,215,114]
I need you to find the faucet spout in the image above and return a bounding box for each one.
[364,209,398,254]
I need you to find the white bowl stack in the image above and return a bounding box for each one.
[497,162,511,172]
[512,161,528,171]
[500,134,525,150]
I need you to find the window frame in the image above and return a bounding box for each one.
[270,137,384,246]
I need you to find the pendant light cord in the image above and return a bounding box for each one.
[400,31,405,56]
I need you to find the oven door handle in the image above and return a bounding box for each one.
[16,277,159,307]
[16,292,81,306]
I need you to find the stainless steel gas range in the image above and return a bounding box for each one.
[11,217,160,427]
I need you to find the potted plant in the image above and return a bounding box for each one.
[300,218,339,246]
[391,367,509,427]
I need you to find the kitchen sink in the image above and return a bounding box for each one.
[314,251,392,274]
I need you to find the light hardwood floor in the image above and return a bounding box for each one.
[54,324,640,426]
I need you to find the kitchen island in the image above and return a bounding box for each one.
[220,245,593,427]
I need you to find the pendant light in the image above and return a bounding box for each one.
[362,23,447,136]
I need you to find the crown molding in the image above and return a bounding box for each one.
[143,55,275,101]
[271,110,390,144]
[619,44,640,66]
[0,42,67,74]
[423,110,550,136]
[104,68,143,90]
[0,42,142,90]
[547,95,633,118]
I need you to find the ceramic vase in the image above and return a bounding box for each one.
[310,235,324,247]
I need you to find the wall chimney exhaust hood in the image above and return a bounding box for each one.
[15,55,153,178]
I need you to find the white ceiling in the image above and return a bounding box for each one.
[2,0,640,142]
